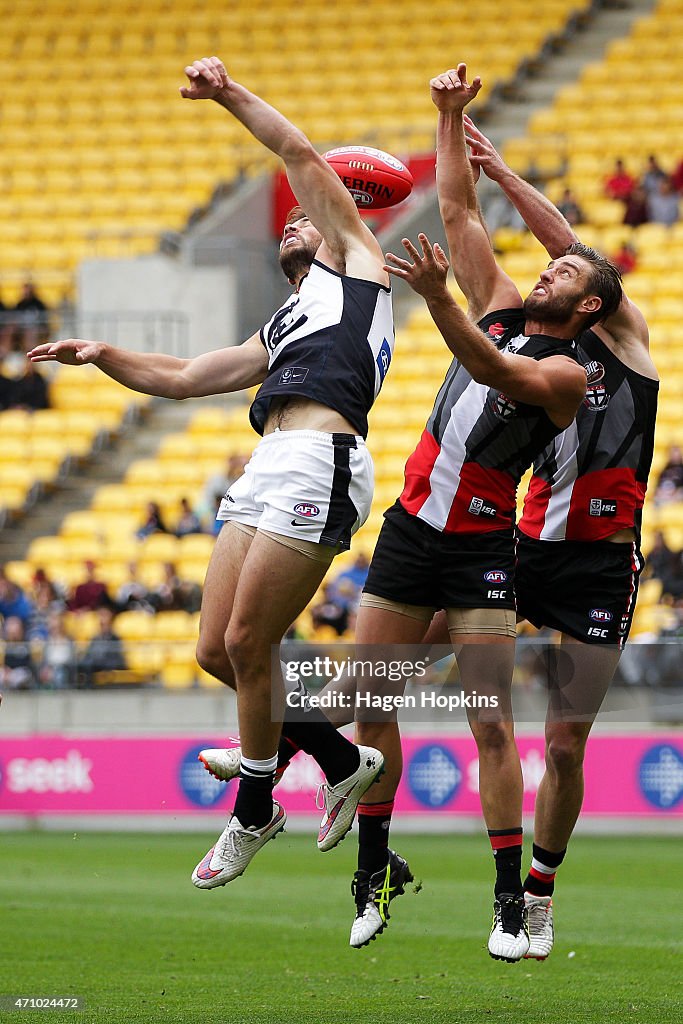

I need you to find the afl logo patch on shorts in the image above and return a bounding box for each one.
[484,570,508,583]
[293,502,320,518]
[589,609,613,622]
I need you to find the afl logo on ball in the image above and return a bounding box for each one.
[584,360,605,385]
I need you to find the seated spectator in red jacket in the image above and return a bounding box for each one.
[671,157,683,194]
[623,184,649,228]
[611,241,638,275]
[605,158,635,201]
[68,560,113,613]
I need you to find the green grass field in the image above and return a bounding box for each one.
[2,831,680,1024]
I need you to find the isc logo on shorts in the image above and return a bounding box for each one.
[484,570,508,583]
[590,609,613,622]
[293,502,320,518]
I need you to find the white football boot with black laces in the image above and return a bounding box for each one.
[191,801,286,889]
[350,849,415,948]
[524,893,554,959]
[488,893,530,962]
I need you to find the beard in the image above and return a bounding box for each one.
[523,290,579,324]
[278,239,318,283]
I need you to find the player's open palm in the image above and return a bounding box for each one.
[384,233,450,300]
[180,57,229,100]
[27,339,105,366]
[430,64,482,113]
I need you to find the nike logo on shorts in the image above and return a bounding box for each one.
[291,519,312,527]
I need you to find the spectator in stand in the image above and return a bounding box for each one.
[115,562,154,613]
[39,611,76,689]
[671,156,683,194]
[151,562,202,613]
[641,154,668,198]
[655,445,683,503]
[136,501,169,539]
[334,551,370,600]
[644,530,675,583]
[311,582,349,637]
[556,187,584,226]
[648,178,680,226]
[67,560,113,613]
[604,157,635,201]
[9,356,49,411]
[13,281,50,351]
[77,607,126,687]
[201,453,248,519]
[623,184,649,228]
[175,496,203,537]
[27,579,65,641]
[1,616,37,689]
[662,549,683,602]
[0,568,35,627]
[611,240,638,276]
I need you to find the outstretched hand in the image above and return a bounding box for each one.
[430,64,482,113]
[384,234,450,299]
[27,339,105,366]
[464,114,507,183]
[180,56,230,100]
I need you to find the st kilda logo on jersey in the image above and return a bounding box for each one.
[491,392,518,419]
[583,360,610,412]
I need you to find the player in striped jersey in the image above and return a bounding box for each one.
[460,115,657,959]
[347,64,625,959]
[30,56,391,887]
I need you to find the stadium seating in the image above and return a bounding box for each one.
[0,0,589,304]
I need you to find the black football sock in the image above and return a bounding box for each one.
[524,843,566,897]
[232,754,277,829]
[357,801,394,875]
[488,827,524,897]
[282,711,360,785]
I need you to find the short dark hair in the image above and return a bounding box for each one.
[285,205,307,225]
[565,242,623,328]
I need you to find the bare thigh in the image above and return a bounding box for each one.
[196,523,254,676]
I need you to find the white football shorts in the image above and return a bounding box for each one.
[217,428,373,551]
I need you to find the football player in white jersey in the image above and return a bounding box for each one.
[29,56,393,886]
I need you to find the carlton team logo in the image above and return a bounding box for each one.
[583,360,610,412]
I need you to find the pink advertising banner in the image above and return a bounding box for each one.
[0,734,681,818]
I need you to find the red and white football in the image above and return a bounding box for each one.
[323,146,413,210]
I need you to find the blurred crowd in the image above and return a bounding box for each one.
[603,154,683,228]
[0,281,56,412]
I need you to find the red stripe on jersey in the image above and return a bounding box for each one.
[399,429,441,517]
[519,475,553,539]
[565,467,640,541]
[444,462,517,534]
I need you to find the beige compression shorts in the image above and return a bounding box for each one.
[359,592,517,637]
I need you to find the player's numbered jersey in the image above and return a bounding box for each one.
[519,328,658,542]
[250,259,393,437]
[399,309,579,535]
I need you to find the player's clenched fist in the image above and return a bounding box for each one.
[180,56,230,100]
[27,339,105,365]
[430,63,482,112]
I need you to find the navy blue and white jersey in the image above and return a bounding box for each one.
[249,259,394,438]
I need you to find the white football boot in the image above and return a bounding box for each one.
[191,801,286,889]
[487,893,530,962]
[317,745,384,852]
[198,747,288,785]
[524,893,554,960]
[350,850,414,948]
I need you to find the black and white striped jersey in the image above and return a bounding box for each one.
[250,259,394,438]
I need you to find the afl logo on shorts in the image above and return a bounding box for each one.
[293,502,320,518]
[590,609,613,622]
[484,570,508,583]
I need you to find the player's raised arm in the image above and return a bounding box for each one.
[386,234,586,427]
[464,115,578,259]
[27,335,268,400]
[181,57,386,284]
[431,65,521,320]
